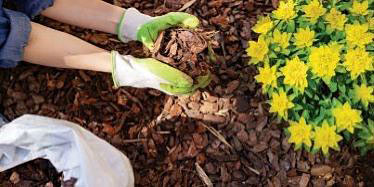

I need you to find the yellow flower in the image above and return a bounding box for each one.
[246,36,269,62]
[345,23,374,48]
[351,0,369,15]
[255,65,279,88]
[329,41,343,53]
[253,16,274,34]
[281,57,309,92]
[272,29,292,49]
[288,117,313,147]
[273,0,296,21]
[368,18,374,30]
[309,45,340,80]
[324,8,347,30]
[303,0,326,23]
[294,28,315,48]
[270,90,294,119]
[313,123,342,155]
[332,103,362,133]
[354,84,374,107]
[344,48,373,79]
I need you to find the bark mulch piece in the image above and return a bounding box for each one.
[152,28,217,82]
[0,159,77,187]
[1,0,373,186]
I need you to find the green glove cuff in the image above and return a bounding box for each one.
[116,12,127,42]
[111,51,120,88]
[137,12,200,49]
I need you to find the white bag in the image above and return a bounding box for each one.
[0,114,134,187]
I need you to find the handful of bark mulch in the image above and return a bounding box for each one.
[152,28,217,84]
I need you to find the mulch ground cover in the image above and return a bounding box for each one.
[1,0,374,186]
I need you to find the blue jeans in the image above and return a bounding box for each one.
[0,0,54,68]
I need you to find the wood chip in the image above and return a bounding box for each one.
[299,174,310,187]
[311,165,332,176]
[179,0,197,11]
[195,162,213,187]
[202,124,232,149]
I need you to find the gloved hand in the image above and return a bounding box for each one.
[117,8,200,49]
[111,51,211,95]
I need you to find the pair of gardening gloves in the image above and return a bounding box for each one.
[112,8,211,95]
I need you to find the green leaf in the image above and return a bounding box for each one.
[317,21,326,30]
[335,65,347,73]
[368,121,374,134]
[305,90,313,98]
[338,84,346,93]
[293,104,304,111]
[294,143,303,151]
[269,51,277,58]
[302,110,310,119]
[359,16,366,23]
[287,20,296,33]
[314,113,325,124]
[367,44,374,51]
[337,2,352,11]
[354,140,367,148]
[311,146,320,154]
[328,81,338,92]
[360,147,369,156]
[358,130,371,139]
[343,131,351,141]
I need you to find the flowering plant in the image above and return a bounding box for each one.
[248,0,374,155]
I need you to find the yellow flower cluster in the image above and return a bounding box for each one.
[309,45,340,80]
[344,48,373,79]
[249,0,374,155]
[247,36,268,62]
[294,28,315,48]
[325,8,347,30]
[303,0,326,23]
[351,1,369,15]
[273,0,296,21]
[270,91,294,119]
[354,84,374,107]
[332,103,362,133]
[288,117,313,148]
[253,16,273,34]
[288,117,343,155]
[345,23,374,48]
[281,57,309,92]
[313,123,342,155]
[255,65,278,89]
[273,29,292,49]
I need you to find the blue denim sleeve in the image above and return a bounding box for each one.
[13,0,54,18]
[0,8,31,68]
[0,0,55,68]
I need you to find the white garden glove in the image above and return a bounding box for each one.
[111,51,211,95]
[117,8,200,50]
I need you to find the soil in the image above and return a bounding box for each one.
[152,28,214,82]
[1,0,374,186]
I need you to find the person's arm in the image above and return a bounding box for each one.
[24,22,112,72]
[41,0,123,35]
[40,0,199,50]
[22,22,202,95]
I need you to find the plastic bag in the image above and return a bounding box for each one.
[0,114,134,187]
